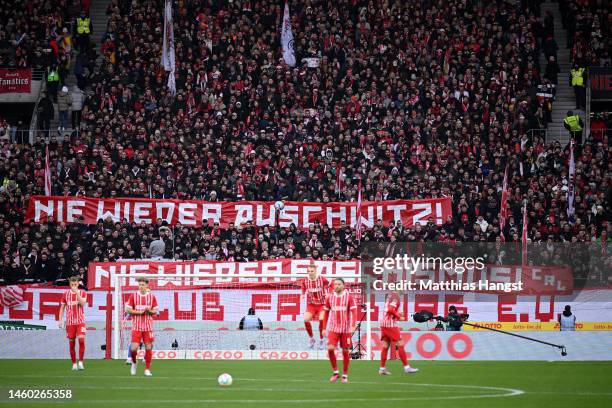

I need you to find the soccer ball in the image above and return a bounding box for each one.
[218,373,233,387]
[274,201,285,211]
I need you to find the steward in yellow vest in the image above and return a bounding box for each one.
[76,12,91,51]
[570,64,586,110]
[77,17,91,34]
[563,110,584,144]
[47,65,60,101]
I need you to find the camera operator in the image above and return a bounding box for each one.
[442,305,464,331]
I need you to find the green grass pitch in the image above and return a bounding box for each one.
[0,360,611,408]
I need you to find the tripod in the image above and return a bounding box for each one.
[350,305,368,359]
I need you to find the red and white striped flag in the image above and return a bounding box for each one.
[522,201,528,266]
[0,285,24,308]
[44,145,51,196]
[355,180,363,242]
[499,164,509,242]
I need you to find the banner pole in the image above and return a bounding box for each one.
[112,274,120,360]
[365,275,372,360]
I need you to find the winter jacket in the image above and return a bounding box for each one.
[57,91,73,112]
[71,88,85,111]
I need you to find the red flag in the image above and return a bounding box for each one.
[237,180,245,199]
[355,180,363,242]
[44,145,51,196]
[0,285,24,308]
[335,164,343,194]
[522,201,528,266]
[499,164,509,242]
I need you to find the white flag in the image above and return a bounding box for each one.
[567,141,575,218]
[44,145,51,196]
[162,0,176,95]
[281,1,296,67]
[355,180,363,242]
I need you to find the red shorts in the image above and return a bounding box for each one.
[66,324,86,339]
[306,304,324,317]
[381,326,401,342]
[131,330,154,344]
[328,331,352,349]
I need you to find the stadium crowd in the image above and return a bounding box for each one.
[560,0,610,66]
[0,0,610,285]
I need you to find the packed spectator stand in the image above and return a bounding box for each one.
[0,0,609,287]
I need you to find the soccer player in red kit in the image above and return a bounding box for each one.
[125,277,158,376]
[300,264,330,349]
[58,276,87,371]
[379,292,418,375]
[322,278,357,383]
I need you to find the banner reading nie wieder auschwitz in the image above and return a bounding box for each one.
[25,196,452,229]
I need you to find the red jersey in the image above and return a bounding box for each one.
[324,289,357,333]
[126,291,158,332]
[300,276,330,305]
[61,289,86,326]
[381,295,402,328]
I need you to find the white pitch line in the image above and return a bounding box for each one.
[0,385,467,394]
[0,374,524,403]
[527,391,612,396]
[0,395,521,404]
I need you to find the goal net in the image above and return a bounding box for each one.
[111,273,369,360]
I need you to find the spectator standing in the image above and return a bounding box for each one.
[74,52,87,90]
[37,92,54,136]
[57,86,72,132]
[148,229,167,260]
[543,35,559,62]
[545,56,561,85]
[71,86,86,129]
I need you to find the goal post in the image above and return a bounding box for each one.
[110,272,371,360]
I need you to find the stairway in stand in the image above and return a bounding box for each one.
[49,0,111,140]
[539,0,582,146]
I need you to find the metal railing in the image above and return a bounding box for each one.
[28,77,46,144]
[526,128,609,145]
[586,70,591,141]
[0,67,44,78]
[31,68,46,81]
[527,128,572,144]
[589,129,611,141]
[13,129,81,144]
